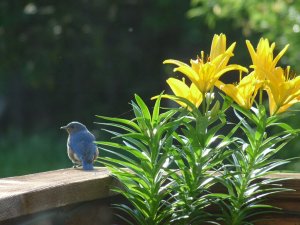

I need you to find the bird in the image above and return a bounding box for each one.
[60,121,98,170]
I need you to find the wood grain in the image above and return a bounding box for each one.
[1,169,300,224]
[0,167,116,222]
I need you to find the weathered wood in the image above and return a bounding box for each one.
[1,169,300,225]
[0,196,129,225]
[0,167,116,222]
[254,173,300,225]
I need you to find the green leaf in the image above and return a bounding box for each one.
[97,121,136,133]
[95,115,140,131]
[209,100,220,118]
[232,102,260,125]
[205,120,225,146]
[113,204,139,225]
[152,93,162,126]
[135,94,152,121]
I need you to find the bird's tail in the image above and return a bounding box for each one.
[82,162,94,171]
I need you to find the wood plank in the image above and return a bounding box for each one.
[255,215,300,225]
[0,167,116,222]
[1,169,300,223]
[265,173,300,199]
[0,196,129,225]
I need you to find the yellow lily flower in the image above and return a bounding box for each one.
[164,34,248,94]
[266,66,300,115]
[215,72,261,109]
[246,38,289,81]
[210,33,227,61]
[158,78,203,109]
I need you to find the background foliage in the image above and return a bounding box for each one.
[1,0,300,177]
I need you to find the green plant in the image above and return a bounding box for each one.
[217,102,298,225]
[96,33,300,225]
[167,96,239,224]
[96,94,182,225]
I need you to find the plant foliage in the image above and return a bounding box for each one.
[96,33,300,225]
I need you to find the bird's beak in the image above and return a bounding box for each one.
[60,125,68,130]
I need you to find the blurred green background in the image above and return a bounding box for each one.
[1,0,300,177]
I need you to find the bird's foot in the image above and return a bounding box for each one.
[72,164,82,168]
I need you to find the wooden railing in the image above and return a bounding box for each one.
[0,168,125,225]
[1,168,300,225]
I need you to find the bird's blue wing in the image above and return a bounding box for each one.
[69,131,97,163]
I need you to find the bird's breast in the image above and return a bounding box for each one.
[67,147,80,163]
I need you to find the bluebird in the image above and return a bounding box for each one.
[60,121,99,170]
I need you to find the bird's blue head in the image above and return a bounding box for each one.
[60,121,87,134]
